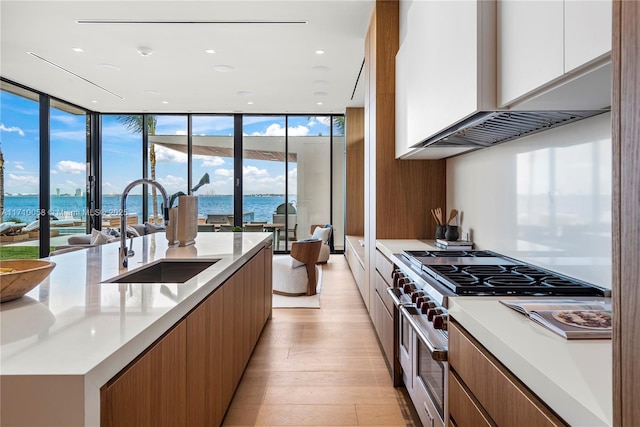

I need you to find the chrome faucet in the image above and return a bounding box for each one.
[120,179,170,269]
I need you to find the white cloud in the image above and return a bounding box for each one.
[0,123,25,136]
[157,175,186,195]
[250,123,309,137]
[57,160,85,174]
[51,114,80,126]
[154,144,188,163]
[51,170,58,174]
[51,129,86,141]
[14,161,25,171]
[243,165,270,180]
[175,130,188,136]
[196,155,225,167]
[8,173,38,186]
[215,168,233,177]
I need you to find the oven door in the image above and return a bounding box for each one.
[401,306,448,427]
[398,301,413,391]
[413,334,447,427]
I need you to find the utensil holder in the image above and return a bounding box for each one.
[435,224,446,240]
[445,225,459,241]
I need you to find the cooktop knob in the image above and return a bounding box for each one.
[433,314,448,330]
[415,296,428,306]
[426,308,443,321]
[411,292,425,303]
[403,283,416,293]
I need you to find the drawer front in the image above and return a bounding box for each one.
[375,249,394,286]
[449,321,567,427]
[448,370,494,427]
[374,271,395,314]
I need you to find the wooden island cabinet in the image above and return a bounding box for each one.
[101,246,272,427]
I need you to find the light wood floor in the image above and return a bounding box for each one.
[223,255,421,426]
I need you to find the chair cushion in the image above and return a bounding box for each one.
[318,244,330,263]
[90,228,112,245]
[144,222,166,233]
[311,226,331,244]
[273,255,310,295]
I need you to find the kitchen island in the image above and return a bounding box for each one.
[0,231,273,426]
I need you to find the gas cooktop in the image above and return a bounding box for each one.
[402,250,608,297]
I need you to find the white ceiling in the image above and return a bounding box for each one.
[0,0,374,114]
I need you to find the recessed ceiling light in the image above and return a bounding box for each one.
[215,65,234,72]
[162,101,169,104]
[312,65,329,72]
[315,50,325,55]
[313,80,329,86]
[313,91,328,97]
[143,90,160,95]
[72,47,84,53]
[91,100,98,103]
[205,49,216,54]
[236,90,252,96]
[97,63,121,71]
[316,102,323,105]
[137,46,153,57]
[247,101,254,105]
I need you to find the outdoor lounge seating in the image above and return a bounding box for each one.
[0,222,27,236]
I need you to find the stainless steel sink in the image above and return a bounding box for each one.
[104,259,219,284]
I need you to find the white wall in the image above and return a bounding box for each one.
[446,113,612,288]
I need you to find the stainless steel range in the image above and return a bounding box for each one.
[386,249,608,427]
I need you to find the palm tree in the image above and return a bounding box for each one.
[333,116,345,135]
[116,115,160,222]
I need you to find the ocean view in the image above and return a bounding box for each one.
[2,195,294,224]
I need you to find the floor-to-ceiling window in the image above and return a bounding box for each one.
[148,115,188,223]
[242,116,290,248]
[1,77,345,258]
[191,115,235,224]
[50,99,88,240]
[0,82,41,258]
[1,80,92,258]
[101,115,143,228]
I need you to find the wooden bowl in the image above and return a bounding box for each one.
[0,260,56,303]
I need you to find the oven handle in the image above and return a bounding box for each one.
[386,287,404,308]
[400,305,448,362]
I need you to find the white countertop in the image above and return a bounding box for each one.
[449,297,612,427]
[0,231,272,426]
[375,239,437,259]
[375,239,612,427]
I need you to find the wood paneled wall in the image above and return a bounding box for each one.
[346,107,365,236]
[612,1,640,425]
[366,0,446,240]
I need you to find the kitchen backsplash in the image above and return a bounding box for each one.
[446,112,612,289]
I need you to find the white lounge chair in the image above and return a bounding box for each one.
[0,222,27,236]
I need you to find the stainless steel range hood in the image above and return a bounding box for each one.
[410,109,610,151]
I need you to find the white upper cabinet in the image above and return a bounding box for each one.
[396,0,495,158]
[499,0,612,107]
[564,0,612,72]
[498,0,564,106]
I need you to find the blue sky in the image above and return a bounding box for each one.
[1,89,335,196]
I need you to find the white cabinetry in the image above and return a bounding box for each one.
[499,0,612,107]
[396,0,495,159]
[564,0,612,72]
